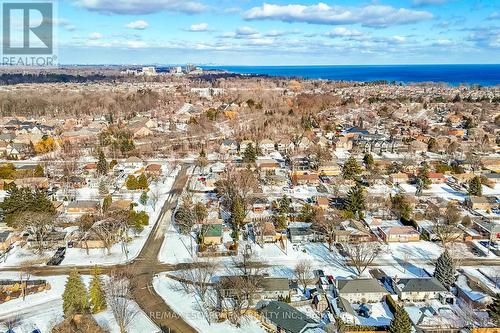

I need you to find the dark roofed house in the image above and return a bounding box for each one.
[335,278,387,303]
[259,301,320,333]
[66,200,99,215]
[391,277,450,302]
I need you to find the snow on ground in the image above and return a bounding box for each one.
[158,223,195,264]
[353,301,393,327]
[399,183,467,201]
[1,165,181,268]
[153,274,266,333]
[0,272,159,333]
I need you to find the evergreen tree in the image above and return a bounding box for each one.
[137,173,149,190]
[62,269,89,317]
[389,306,412,333]
[128,210,149,232]
[231,196,245,228]
[0,187,55,227]
[344,184,366,219]
[434,250,456,290]
[488,294,500,326]
[342,156,362,180]
[125,175,138,190]
[242,143,257,163]
[140,191,148,205]
[89,267,106,314]
[417,164,432,189]
[98,180,108,197]
[391,194,413,221]
[34,164,44,177]
[363,153,374,169]
[468,175,483,196]
[102,195,112,213]
[97,150,108,175]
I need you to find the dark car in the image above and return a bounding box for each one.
[47,256,64,266]
[55,247,66,257]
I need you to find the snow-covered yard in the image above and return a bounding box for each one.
[0,272,159,333]
[0,165,181,268]
[153,274,266,333]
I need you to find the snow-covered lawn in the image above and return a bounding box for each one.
[152,274,266,333]
[0,165,180,268]
[0,272,159,333]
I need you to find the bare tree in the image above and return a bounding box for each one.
[150,186,161,211]
[313,209,342,252]
[1,315,21,332]
[428,202,462,247]
[16,211,55,254]
[344,242,382,276]
[186,258,218,302]
[294,259,313,291]
[105,271,138,333]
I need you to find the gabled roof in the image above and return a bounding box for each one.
[337,279,387,294]
[261,301,318,333]
[395,277,447,293]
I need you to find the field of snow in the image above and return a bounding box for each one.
[0,272,159,333]
[0,165,180,268]
[153,274,266,333]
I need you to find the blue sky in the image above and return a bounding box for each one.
[51,0,499,65]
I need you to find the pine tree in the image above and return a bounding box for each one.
[389,306,412,333]
[97,150,108,175]
[231,196,245,228]
[140,191,148,205]
[363,153,374,169]
[102,195,112,213]
[488,294,500,326]
[242,143,257,163]
[137,173,149,190]
[344,184,366,219]
[125,175,138,190]
[34,164,44,177]
[418,164,432,189]
[62,269,89,317]
[468,176,483,196]
[342,156,362,180]
[89,267,106,314]
[434,250,456,290]
[98,180,108,197]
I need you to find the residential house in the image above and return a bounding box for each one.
[145,164,162,176]
[334,278,387,303]
[201,224,223,245]
[466,197,494,211]
[472,220,500,241]
[66,200,100,215]
[219,139,238,155]
[259,139,275,154]
[259,301,320,333]
[318,162,341,177]
[391,277,450,302]
[378,226,420,243]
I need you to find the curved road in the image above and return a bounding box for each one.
[0,164,197,333]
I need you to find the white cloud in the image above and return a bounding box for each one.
[412,0,447,7]
[89,32,103,40]
[325,27,363,37]
[488,12,500,20]
[392,35,406,43]
[74,0,207,15]
[126,20,149,30]
[186,23,209,32]
[244,3,433,27]
[236,26,259,36]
